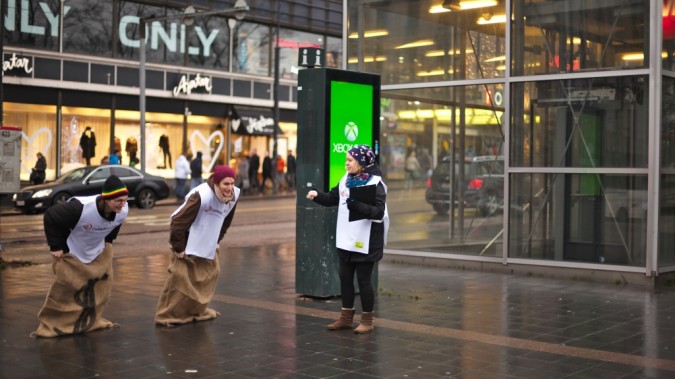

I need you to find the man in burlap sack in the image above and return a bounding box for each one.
[155,165,239,326]
[32,176,129,338]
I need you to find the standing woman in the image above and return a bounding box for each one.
[155,165,240,326]
[306,145,389,334]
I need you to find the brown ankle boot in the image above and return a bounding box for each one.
[327,308,355,330]
[354,312,374,334]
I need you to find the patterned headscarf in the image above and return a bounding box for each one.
[347,145,376,167]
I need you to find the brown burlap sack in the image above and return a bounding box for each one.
[155,251,221,326]
[31,245,115,338]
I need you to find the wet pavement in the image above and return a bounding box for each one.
[1,240,675,378]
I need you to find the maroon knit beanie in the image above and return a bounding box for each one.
[212,165,236,183]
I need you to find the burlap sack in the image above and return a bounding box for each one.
[32,245,115,338]
[155,251,221,326]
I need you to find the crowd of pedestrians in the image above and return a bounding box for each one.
[169,148,297,202]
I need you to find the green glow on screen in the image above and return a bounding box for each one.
[328,81,373,189]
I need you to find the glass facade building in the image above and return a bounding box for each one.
[2,0,342,182]
[346,0,675,281]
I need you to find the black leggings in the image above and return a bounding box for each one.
[339,260,375,312]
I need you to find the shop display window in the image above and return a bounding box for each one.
[510,77,649,169]
[347,0,506,85]
[381,84,505,257]
[3,103,58,182]
[509,173,647,267]
[512,0,648,74]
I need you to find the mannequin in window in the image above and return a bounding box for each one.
[126,137,138,166]
[79,126,97,166]
[159,134,172,169]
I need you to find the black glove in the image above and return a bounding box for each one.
[346,197,360,211]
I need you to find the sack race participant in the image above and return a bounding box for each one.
[155,165,240,326]
[306,145,389,334]
[32,176,129,338]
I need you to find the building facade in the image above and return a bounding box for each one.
[2,0,342,181]
[346,0,675,282]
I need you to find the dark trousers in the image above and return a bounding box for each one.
[338,260,375,312]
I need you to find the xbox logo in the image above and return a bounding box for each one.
[344,121,358,142]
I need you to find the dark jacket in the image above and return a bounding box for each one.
[190,154,203,178]
[44,197,122,253]
[262,156,272,178]
[311,164,387,263]
[249,153,260,173]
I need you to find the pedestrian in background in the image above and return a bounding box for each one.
[404,151,421,190]
[286,150,296,191]
[32,176,129,338]
[306,145,389,334]
[30,152,47,185]
[261,151,273,194]
[155,165,240,326]
[237,153,250,195]
[174,150,191,202]
[248,148,260,193]
[109,149,121,165]
[275,154,285,192]
[190,151,203,190]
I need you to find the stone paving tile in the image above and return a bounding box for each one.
[3,244,675,378]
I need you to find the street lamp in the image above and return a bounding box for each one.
[139,0,249,172]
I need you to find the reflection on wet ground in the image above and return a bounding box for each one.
[2,243,675,378]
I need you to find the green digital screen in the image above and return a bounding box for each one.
[328,80,374,188]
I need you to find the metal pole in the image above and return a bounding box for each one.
[272,0,280,194]
[139,20,146,172]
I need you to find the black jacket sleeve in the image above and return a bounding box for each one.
[105,225,123,244]
[346,182,386,220]
[44,200,83,253]
[311,185,340,207]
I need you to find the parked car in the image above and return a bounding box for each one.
[12,165,171,213]
[425,155,504,216]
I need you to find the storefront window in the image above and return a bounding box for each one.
[116,3,184,64]
[510,76,649,168]
[277,29,324,80]
[61,107,112,172]
[325,36,343,69]
[509,173,647,267]
[186,15,233,70]
[186,121,228,177]
[660,75,675,267]
[512,0,649,75]
[233,22,271,76]
[382,85,505,257]
[347,0,505,85]
[63,0,113,57]
[4,103,58,182]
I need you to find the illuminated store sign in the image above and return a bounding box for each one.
[119,17,220,58]
[173,73,212,96]
[3,53,33,74]
[3,0,70,37]
[5,0,219,58]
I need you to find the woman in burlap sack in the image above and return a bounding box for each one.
[32,176,129,338]
[155,165,239,326]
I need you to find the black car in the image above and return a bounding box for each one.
[425,155,504,216]
[12,165,171,213]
